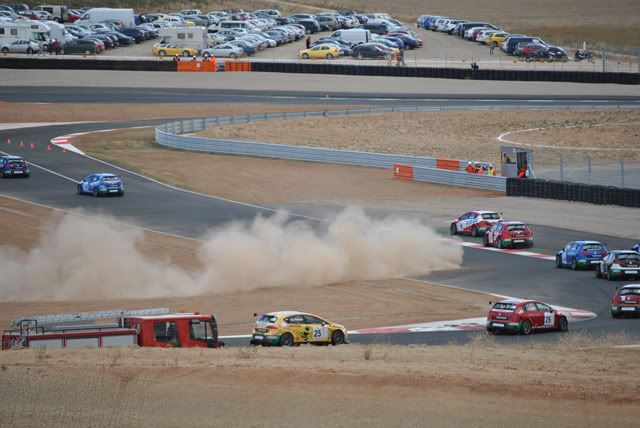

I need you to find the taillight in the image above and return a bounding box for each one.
[581,251,589,256]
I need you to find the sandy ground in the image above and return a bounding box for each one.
[3,69,639,97]
[195,109,640,166]
[0,195,490,334]
[0,341,638,428]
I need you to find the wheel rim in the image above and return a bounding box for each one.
[280,334,293,346]
[302,53,308,59]
[332,331,344,345]
[559,317,568,331]
[521,320,531,335]
[183,51,190,57]
[159,50,166,56]
[326,53,333,59]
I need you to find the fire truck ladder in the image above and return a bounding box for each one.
[11,308,170,330]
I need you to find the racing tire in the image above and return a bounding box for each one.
[471,226,480,238]
[279,333,294,347]
[486,328,495,335]
[520,320,532,335]
[330,330,345,346]
[158,50,166,56]
[301,53,309,59]
[606,269,614,281]
[498,239,506,249]
[571,259,578,271]
[483,235,490,247]
[449,224,457,236]
[558,316,568,332]
[555,256,562,268]
[1,47,9,53]
[611,311,620,319]
[23,173,29,178]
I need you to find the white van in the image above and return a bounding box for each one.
[158,26,208,50]
[33,5,68,23]
[77,8,135,27]
[331,28,371,44]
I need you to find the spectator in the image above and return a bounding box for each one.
[487,165,496,176]
[471,62,479,71]
[465,162,475,174]
[52,39,61,55]
[173,54,180,62]
[305,36,311,49]
[517,165,528,178]
[396,49,405,66]
[489,44,494,55]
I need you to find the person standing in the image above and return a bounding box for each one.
[305,36,311,49]
[489,44,494,55]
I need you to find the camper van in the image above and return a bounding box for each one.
[158,26,208,50]
[0,20,48,45]
[77,8,135,27]
[33,5,68,23]
[44,20,74,43]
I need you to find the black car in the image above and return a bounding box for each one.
[0,155,29,178]
[90,34,114,49]
[352,44,389,59]
[104,31,135,46]
[361,22,388,35]
[63,39,98,54]
[295,18,320,34]
[504,36,546,55]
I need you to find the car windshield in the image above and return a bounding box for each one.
[7,160,24,165]
[582,244,604,251]
[257,315,277,323]
[481,213,500,220]
[507,224,527,231]
[620,288,640,296]
[492,302,516,311]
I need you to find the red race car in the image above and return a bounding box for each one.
[486,299,568,335]
[449,210,502,237]
[611,284,640,318]
[483,221,533,249]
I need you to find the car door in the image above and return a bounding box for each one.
[488,223,501,245]
[303,315,329,343]
[523,302,543,328]
[81,175,92,192]
[456,212,472,233]
[536,303,555,329]
[560,242,573,265]
[283,315,305,342]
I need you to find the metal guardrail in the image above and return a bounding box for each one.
[154,107,550,192]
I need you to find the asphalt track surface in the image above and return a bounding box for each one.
[1,90,639,347]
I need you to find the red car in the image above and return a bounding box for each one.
[487,299,569,335]
[483,221,533,248]
[611,284,640,318]
[450,210,502,237]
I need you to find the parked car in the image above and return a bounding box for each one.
[201,43,244,58]
[503,36,546,54]
[0,155,29,178]
[486,299,568,335]
[555,241,608,270]
[595,250,640,280]
[295,18,320,34]
[351,43,389,59]
[298,44,339,59]
[62,39,99,54]
[77,173,124,197]
[0,39,39,54]
[151,42,198,57]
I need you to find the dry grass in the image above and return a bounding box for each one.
[195,109,640,167]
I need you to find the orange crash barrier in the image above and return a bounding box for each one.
[393,163,414,181]
[435,158,461,171]
[177,59,217,72]
[225,61,252,72]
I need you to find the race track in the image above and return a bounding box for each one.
[1,86,638,346]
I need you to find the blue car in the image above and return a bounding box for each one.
[0,155,30,178]
[77,173,124,197]
[555,241,608,270]
[632,243,640,252]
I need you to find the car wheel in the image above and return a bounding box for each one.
[606,269,614,281]
[611,311,619,319]
[1,47,8,53]
[158,50,166,56]
[84,49,90,55]
[449,224,457,235]
[558,316,568,332]
[26,47,32,54]
[571,258,578,271]
[77,184,83,195]
[301,53,309,59]
[483,235,490,247]
[498,239,505,249]
[326,53,333,59]
[330,330,345,346]
[486,328,495,335]
[471,226,479,238]
[182,51,191,57]
[230,53,237,58]
[555,256,562,268]
[520,320,532,335]
[279,333,294,347]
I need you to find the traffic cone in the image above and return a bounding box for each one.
[19,141,24,147]
[47,145,52,151]
[29,143,35,149]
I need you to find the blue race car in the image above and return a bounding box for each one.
[0,155,30,178]
[77,173,124,197]
[555,240,608,270]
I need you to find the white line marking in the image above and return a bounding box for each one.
[0,149,78,183]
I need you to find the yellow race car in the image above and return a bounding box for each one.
[298,44,339,60]
[151,43,199,57]
[250,311,348,346]
[488,32,510,47]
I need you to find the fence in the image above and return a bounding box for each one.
[155,108,508,192]
[507,178,640,207]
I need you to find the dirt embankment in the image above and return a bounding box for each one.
[0,341,638,428]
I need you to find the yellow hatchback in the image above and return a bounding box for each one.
[488,32,510,46]
[152,43,199,57]
[250,311,348,346]
[298,44,339,60]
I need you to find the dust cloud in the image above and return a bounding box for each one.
[0,207,462,301]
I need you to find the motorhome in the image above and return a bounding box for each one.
[0,20,48,45]
[77,8,135,27]
[158,26,208,50]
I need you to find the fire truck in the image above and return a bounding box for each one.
[2,308,222,350]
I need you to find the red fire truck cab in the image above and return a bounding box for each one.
[2,308,222,350]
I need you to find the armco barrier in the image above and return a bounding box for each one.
[506,178,640,207]
[155,109,510,192]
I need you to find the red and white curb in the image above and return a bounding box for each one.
[50,126,149,156]
[448,239,556,261]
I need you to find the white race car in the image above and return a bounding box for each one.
[450,210,503,237]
